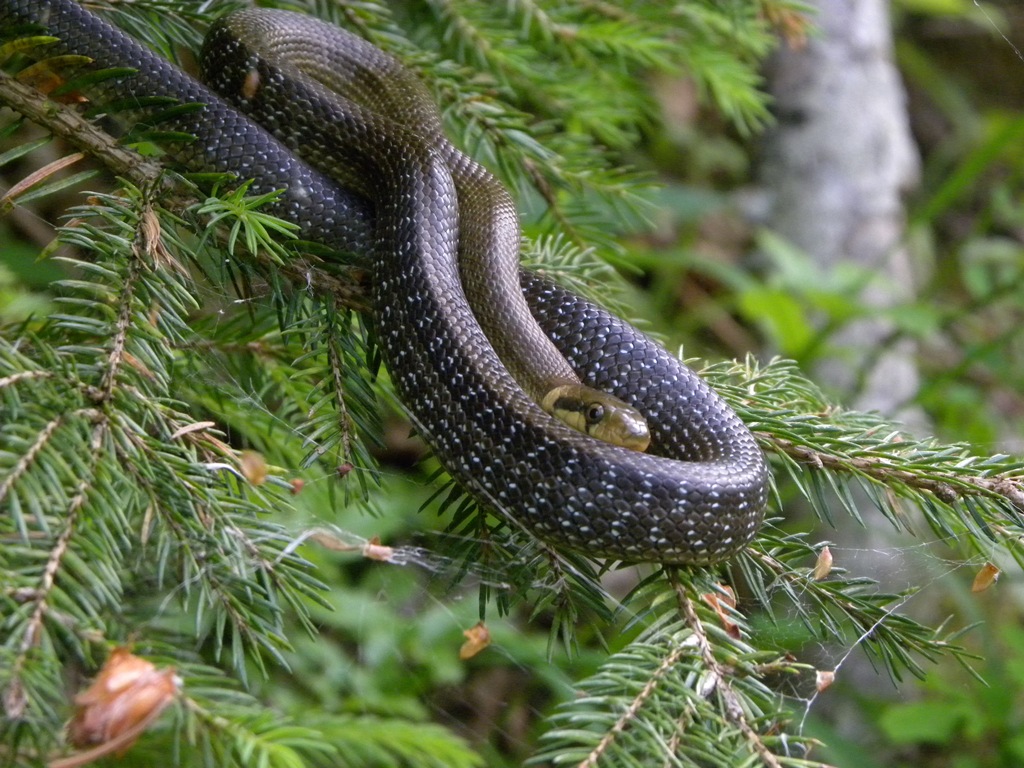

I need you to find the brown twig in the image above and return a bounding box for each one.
[327,325,354,463]
[0,414,62,507]
[0,68,164,190]
[4,415,108,720]
[671,574,785,768]
[577,635,693,768]
[763,433,1024,511]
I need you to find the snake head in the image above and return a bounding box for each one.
[542,385,651,452]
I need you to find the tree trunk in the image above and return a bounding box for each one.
[759,0,923,424]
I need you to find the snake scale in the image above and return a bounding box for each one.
[0,0,769,564]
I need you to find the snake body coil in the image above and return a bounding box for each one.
[0,0,769,564]
[200,12,652,452]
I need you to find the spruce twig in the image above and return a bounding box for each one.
[0,67,163,190]
[765,434,1024,511]
[672,575,784,768]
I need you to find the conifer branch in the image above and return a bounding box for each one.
[764,433,1024,511]
[0,412,62,507]
[0,369,53,389]
[0,67,163,191]
[577,630,695,768]
[672,575,784,768]
[99,232,143,398]
[326,325,354,464]
[6,413,106,720]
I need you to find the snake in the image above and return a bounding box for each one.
[201,10,651,454]
[0,0,769,564]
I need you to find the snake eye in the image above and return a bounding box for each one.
[585,403,605,426]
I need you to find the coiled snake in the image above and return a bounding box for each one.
[0,0,769,564]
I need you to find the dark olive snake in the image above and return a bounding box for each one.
[0,0,769,564]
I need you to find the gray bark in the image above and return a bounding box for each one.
[758,0,923,424]
[756,1,930,741]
